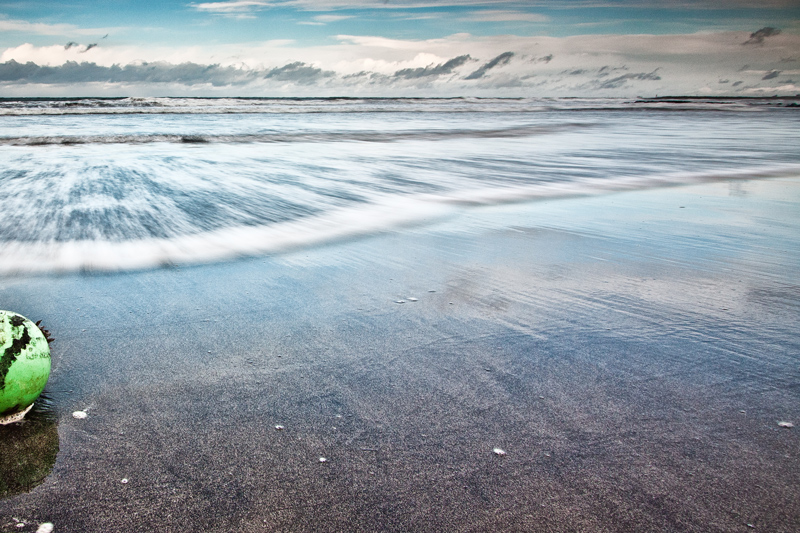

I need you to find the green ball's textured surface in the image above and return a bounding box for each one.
[0,311,51,417]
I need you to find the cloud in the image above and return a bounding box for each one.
[743,27,781,45]
[0,59,260,86]
[596,65,626,76]
[190,0,800,11]
[191,1,273,13]
[334,34,435,51]
[464,51,513,79]
[190,0,537,13]
[762,70,780,80]
[591,69,661,90]
[298,14,352,24]
[314,15,352,22]
[0,16,117,37]
[0,17,81,36]
[3,30,800,96]
[464,10,549,23]
[263,61,334,83]
[392,13,445,21]
[393,54,471,79]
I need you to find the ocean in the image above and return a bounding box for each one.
[1,96,798,274]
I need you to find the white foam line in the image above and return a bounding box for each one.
[0,197,456,275]
[1,164,798,276]
[436,165,800,206]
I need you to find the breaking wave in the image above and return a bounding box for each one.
[0,96,794,116]
[1,97,799,275]
[0,124,590,146]
[1,165,798,275]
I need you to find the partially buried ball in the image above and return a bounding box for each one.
[0,310,51,424]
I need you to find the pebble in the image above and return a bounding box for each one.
[36,524,55,533]
[395,300,405,304]
[407,297,418,302]
[778,421,794,428]
[319,457,327,463]
[493,447,506,456]
[72,410,88,419]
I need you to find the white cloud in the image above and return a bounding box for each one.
[314,14,353,22]
[743,83,799,93]
[393,13,446,21]
[0,40,296,69]
[0,16,116,37]
[464,10,550,23]
[298,14,353,24]
[191,0,526,13]
[190,0,798,12]
[2,30,798,96]
[191,1,274,13]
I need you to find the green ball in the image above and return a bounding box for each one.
[0,311,51,419]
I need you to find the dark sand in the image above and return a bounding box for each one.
[1,178,799,532]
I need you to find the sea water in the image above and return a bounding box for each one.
[1,97,798,274]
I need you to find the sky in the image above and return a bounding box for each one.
[0,0,798,97]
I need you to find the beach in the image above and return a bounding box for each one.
[1,176,798,532]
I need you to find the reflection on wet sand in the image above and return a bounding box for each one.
[0,393,58,499]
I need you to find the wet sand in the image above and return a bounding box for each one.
[1,178,799,532]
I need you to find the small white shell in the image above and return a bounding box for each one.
[36,523,55,533]
[493,447,506,456]
[72,410,88,419]
[274,425,285,431]
[121,478,129,484]
[407,297,418,302]
[778,421,794,428]
[395,300,406,304]
[318,457,327,463]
